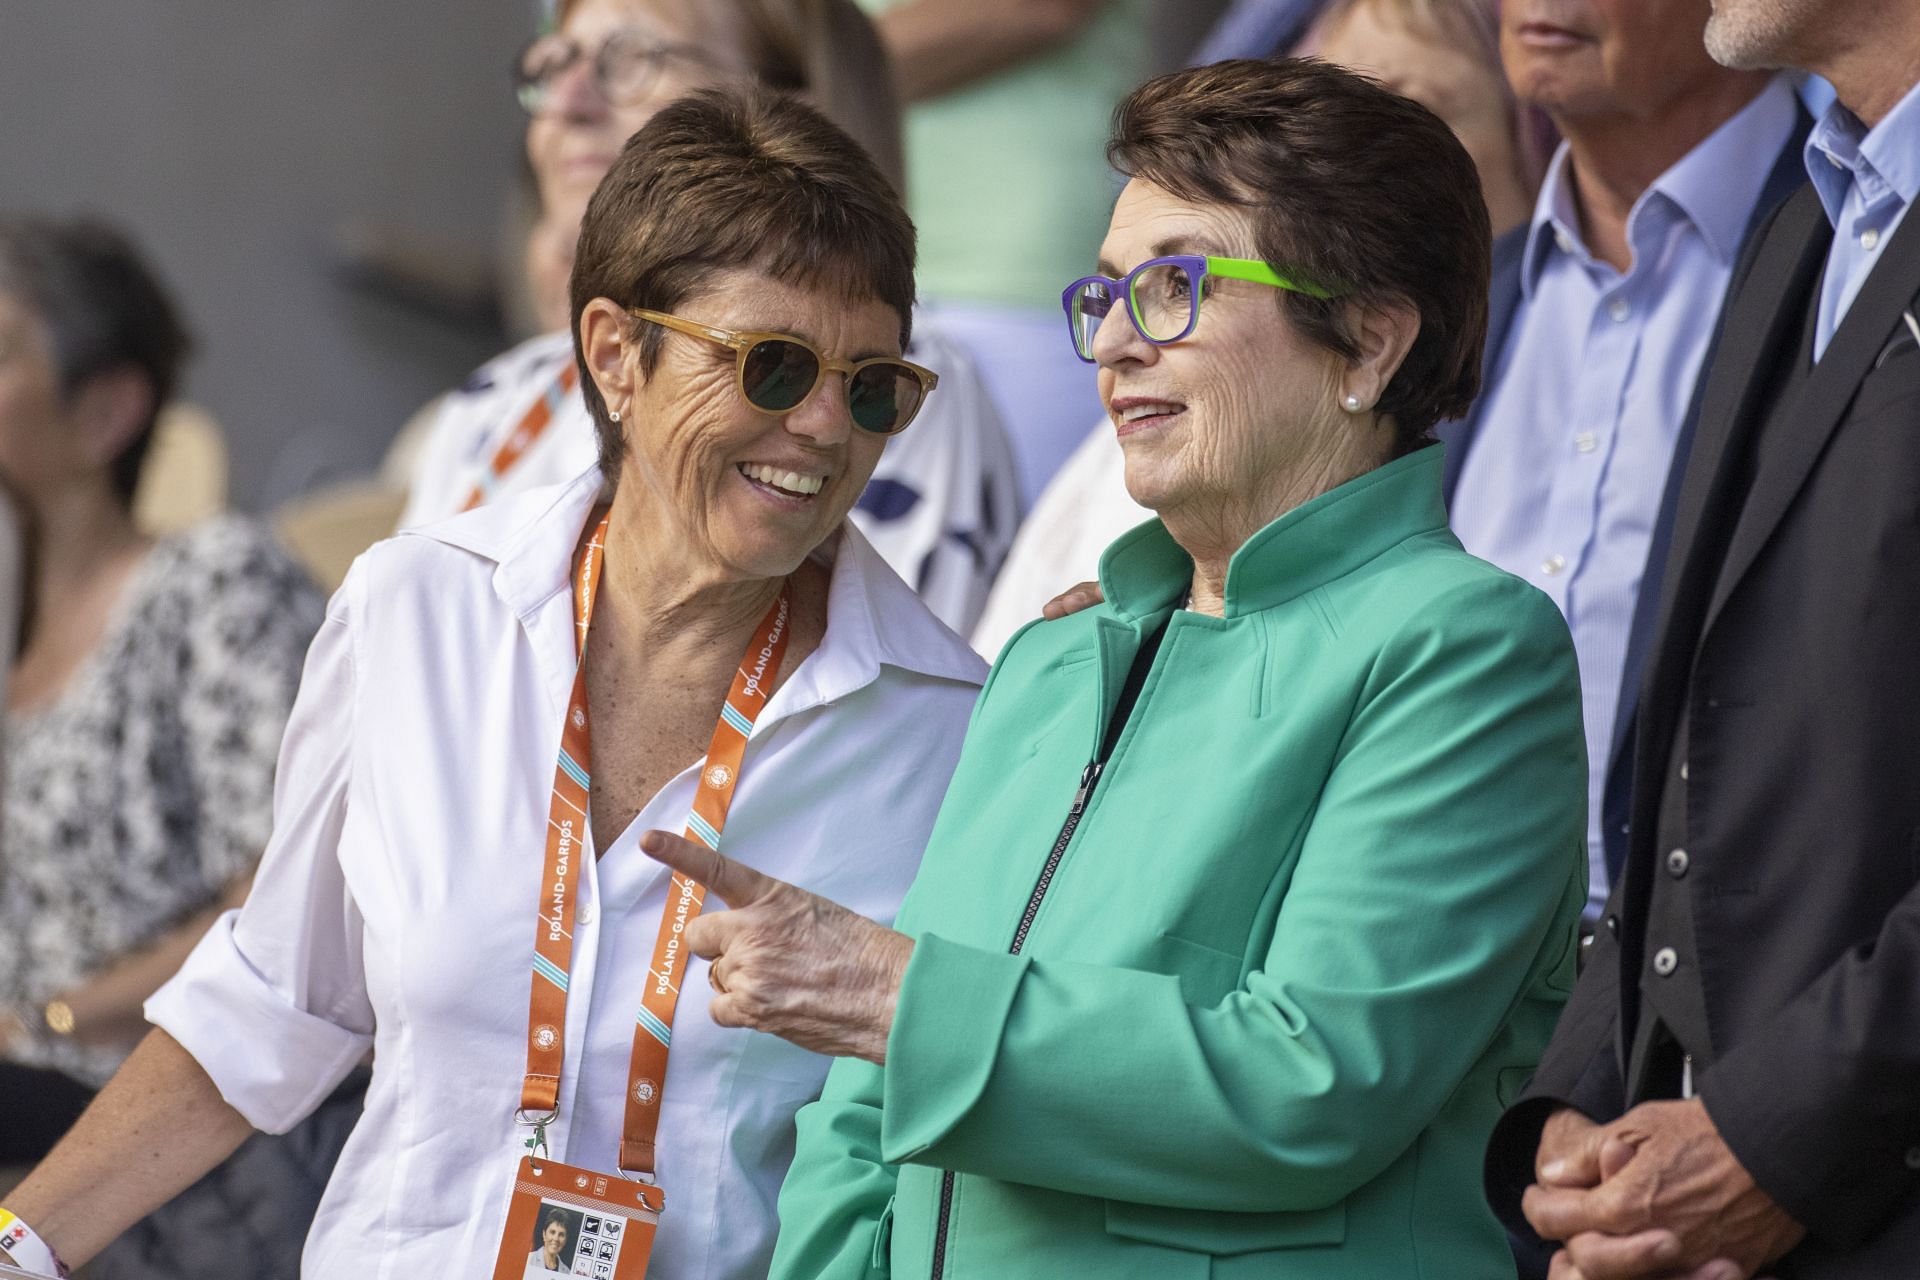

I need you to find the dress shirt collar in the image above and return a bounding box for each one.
[1804,74,1920,229]
[411,464,986,710]
[1097,445,1449,620]
[1522,75,1801,295]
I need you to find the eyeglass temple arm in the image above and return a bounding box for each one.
[626,307,745,349]
[1204,256,1336,300]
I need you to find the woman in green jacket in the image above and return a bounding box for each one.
[639,58,1587,1278]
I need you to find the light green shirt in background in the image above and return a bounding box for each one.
[857,0,1152,311]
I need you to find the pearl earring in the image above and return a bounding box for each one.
[609,409,622,424]
[1342,394,1364,413]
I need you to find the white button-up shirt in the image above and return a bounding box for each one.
[148,466,986,1280]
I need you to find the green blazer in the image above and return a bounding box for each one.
[772,448,1588,1279]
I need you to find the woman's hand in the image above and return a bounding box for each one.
[1041,580,1104,620]
[639,831,913,1064]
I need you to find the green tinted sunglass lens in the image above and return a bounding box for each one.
[849,365,914,434]
[741,340,817,411]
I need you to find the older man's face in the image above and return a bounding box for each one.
[1499,0,1730,123]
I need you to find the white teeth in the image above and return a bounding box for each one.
[1120,403,1178,423]
[740,463,825,496]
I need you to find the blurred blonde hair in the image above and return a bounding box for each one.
[554,0,904,193]
[1306,0,1556,195]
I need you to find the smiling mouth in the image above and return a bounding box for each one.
[738,462,827,499]
[1111,400,1188,436]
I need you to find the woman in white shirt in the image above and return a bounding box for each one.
[0,87,984,1280]
[402,0,1019,636]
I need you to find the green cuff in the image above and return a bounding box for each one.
[880,933,1030,1164]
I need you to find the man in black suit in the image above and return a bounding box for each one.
[1484,0,1920,1276]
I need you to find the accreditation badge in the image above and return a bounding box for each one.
[490,1156,665,1280]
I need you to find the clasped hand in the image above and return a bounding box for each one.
[1524,1099,1804,1280]
[638,830,913,1064]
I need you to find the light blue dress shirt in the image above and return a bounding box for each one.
[1452,78,1800,916]
[1805,75,1920,360]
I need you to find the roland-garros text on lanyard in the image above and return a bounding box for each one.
[519,508,790,1162]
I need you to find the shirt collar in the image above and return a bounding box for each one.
[1804,74,1920,228]
[1096,445,1450,620]
[407,463,987,704]
[1523,75,1801,294]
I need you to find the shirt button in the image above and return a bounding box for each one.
[1680,761,1690,780]
[1828,153,1845,169]
[1605,914,1620,937]
[1555,228,1576,254]
[1574,431,1598,454]
[1667,848,1691,877]
[1906,1146,1920,1171]
[1863,227,1882,251]
[1608,298,1632,323]
[578,901,595,925]
[1541,554,1568,576]
[1654,947,1680,977]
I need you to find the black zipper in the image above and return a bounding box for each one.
[928,760,1105,1278]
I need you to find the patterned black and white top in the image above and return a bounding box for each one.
[0,516,323,1086]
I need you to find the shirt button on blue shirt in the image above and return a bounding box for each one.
[1607,298,1632,323]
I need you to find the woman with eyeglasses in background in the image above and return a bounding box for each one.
[400,0,1020,637]
[0,87,985,1280]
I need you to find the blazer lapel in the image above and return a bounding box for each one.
[1628,186,1828,901]
[1657,187,1829,607]
[1701,195,1920,635]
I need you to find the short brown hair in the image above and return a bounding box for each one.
[1108,57,1491,448]
[569,84,916,483]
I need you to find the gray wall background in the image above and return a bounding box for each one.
[1,1,536,509]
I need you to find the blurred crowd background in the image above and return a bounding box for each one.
[0,0,1226,525]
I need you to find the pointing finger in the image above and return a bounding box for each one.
[639,829,781,909]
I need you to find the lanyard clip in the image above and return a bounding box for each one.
[516,1108,556,1163]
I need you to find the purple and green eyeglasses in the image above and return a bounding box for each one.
[1061,254,1334,363]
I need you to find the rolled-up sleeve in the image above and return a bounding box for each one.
[146,572,373,1134]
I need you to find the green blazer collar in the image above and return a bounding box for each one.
[1097,445,1449,620]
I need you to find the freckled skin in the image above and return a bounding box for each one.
[1091,179,1406,595]
[572,270,899,848]
[613,269,898,585]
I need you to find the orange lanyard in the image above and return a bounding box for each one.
[519,507,792,1174]
[461,362,581,513]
